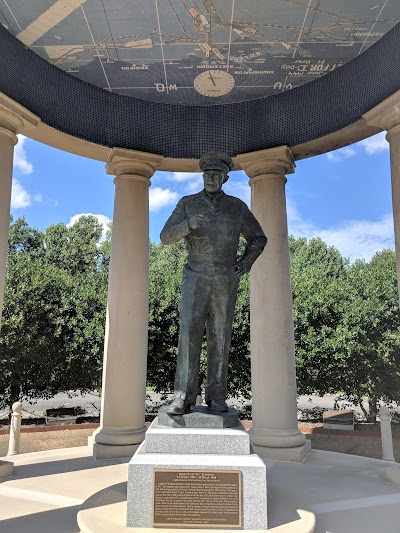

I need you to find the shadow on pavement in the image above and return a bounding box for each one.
[11,455,129,480]
[0,504,81,533]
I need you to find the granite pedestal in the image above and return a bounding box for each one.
[157,405,239,428]
[127,410,267,530]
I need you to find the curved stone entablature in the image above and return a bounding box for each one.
[0,22,399,159]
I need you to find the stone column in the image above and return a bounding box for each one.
[0,95,39,327]
[0,121,17,327]
[388,123,400,300]
[364,91,400,299]
[237,147,310,462]
[92,149,162,460]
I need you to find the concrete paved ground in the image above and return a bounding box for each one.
[1,447,400,532]
[266,451,400,532]
[0,447,127,533]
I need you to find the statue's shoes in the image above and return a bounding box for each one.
[207,399,229,412]
[166,399,192,415]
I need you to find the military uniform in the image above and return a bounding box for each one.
[160,188,267,406]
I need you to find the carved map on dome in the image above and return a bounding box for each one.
[0,0,399,105]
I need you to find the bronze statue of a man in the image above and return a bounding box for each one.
[160,152,267,415]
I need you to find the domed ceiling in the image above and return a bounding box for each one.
[0,1,399,159]
[0,0,398,106]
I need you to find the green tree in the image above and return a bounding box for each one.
[340,250,400,421]
[147,240,187,394]
[8,215,44,257]
[291,237,400,421]
[0,216,107,409]
[0,252,73,408]
[44,216,103,274]
[4,214,399,421]
[43,216,108,395]
[291,236,349,396]
[228,273,251,398]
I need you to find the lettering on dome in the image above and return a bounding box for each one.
[1,0,398,105]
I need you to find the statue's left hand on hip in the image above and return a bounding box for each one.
[233,261,250,277]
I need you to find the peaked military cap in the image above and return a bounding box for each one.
[199,152,233,183]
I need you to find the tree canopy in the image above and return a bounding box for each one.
[290,238,400,421]
[0,216,107,409]
[340,250,400,420]
[1,217,400,418]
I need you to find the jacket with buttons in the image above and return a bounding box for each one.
[160,189,267,269]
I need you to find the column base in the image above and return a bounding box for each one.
[254,439,311,463]
[90,425,146,459]
[92,425,147,445]
[0,460,14,479]
[250,426,307,448]
[385,466,400,488]
[88,436,141,460]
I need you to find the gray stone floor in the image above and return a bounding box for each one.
[1,447,400,532]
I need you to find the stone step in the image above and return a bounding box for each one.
[145,419,251,456]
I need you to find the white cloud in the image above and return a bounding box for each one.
[286,199,316,237]
[11,179,31,208]
[358,131,389,155]
[317,215,394,262]
[149,187,178,212]
[168,172,203,191]
[67,213,111,242]
[287,199,394,262]
[325,132,389,161]
[10,135,39,216]
[326,146,356,161]
[224,181,250,206]
[14,135,33,174]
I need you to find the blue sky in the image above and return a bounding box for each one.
[11,132,393,262]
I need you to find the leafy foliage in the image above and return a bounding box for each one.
[340,250,400,421]
[0,216,107,409]
[291,237,349,396]
[147,240,187,395]
[2,217,400,419]
[228,272,251,398]
[291,237,400,421]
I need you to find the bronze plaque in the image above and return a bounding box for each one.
[152,469,242,529]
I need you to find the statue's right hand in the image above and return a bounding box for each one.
[188,214,207,230]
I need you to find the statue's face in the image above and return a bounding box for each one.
[203,169,225,194]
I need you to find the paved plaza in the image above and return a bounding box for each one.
[1,446,400,532]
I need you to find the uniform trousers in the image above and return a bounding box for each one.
[174,260,240,405]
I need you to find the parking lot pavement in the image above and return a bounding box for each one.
[0,392,101,420]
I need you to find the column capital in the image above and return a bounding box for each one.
[106,148,163,181]
[0,92,40,136]
[363,90,400,133]
[235,146,295,179]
